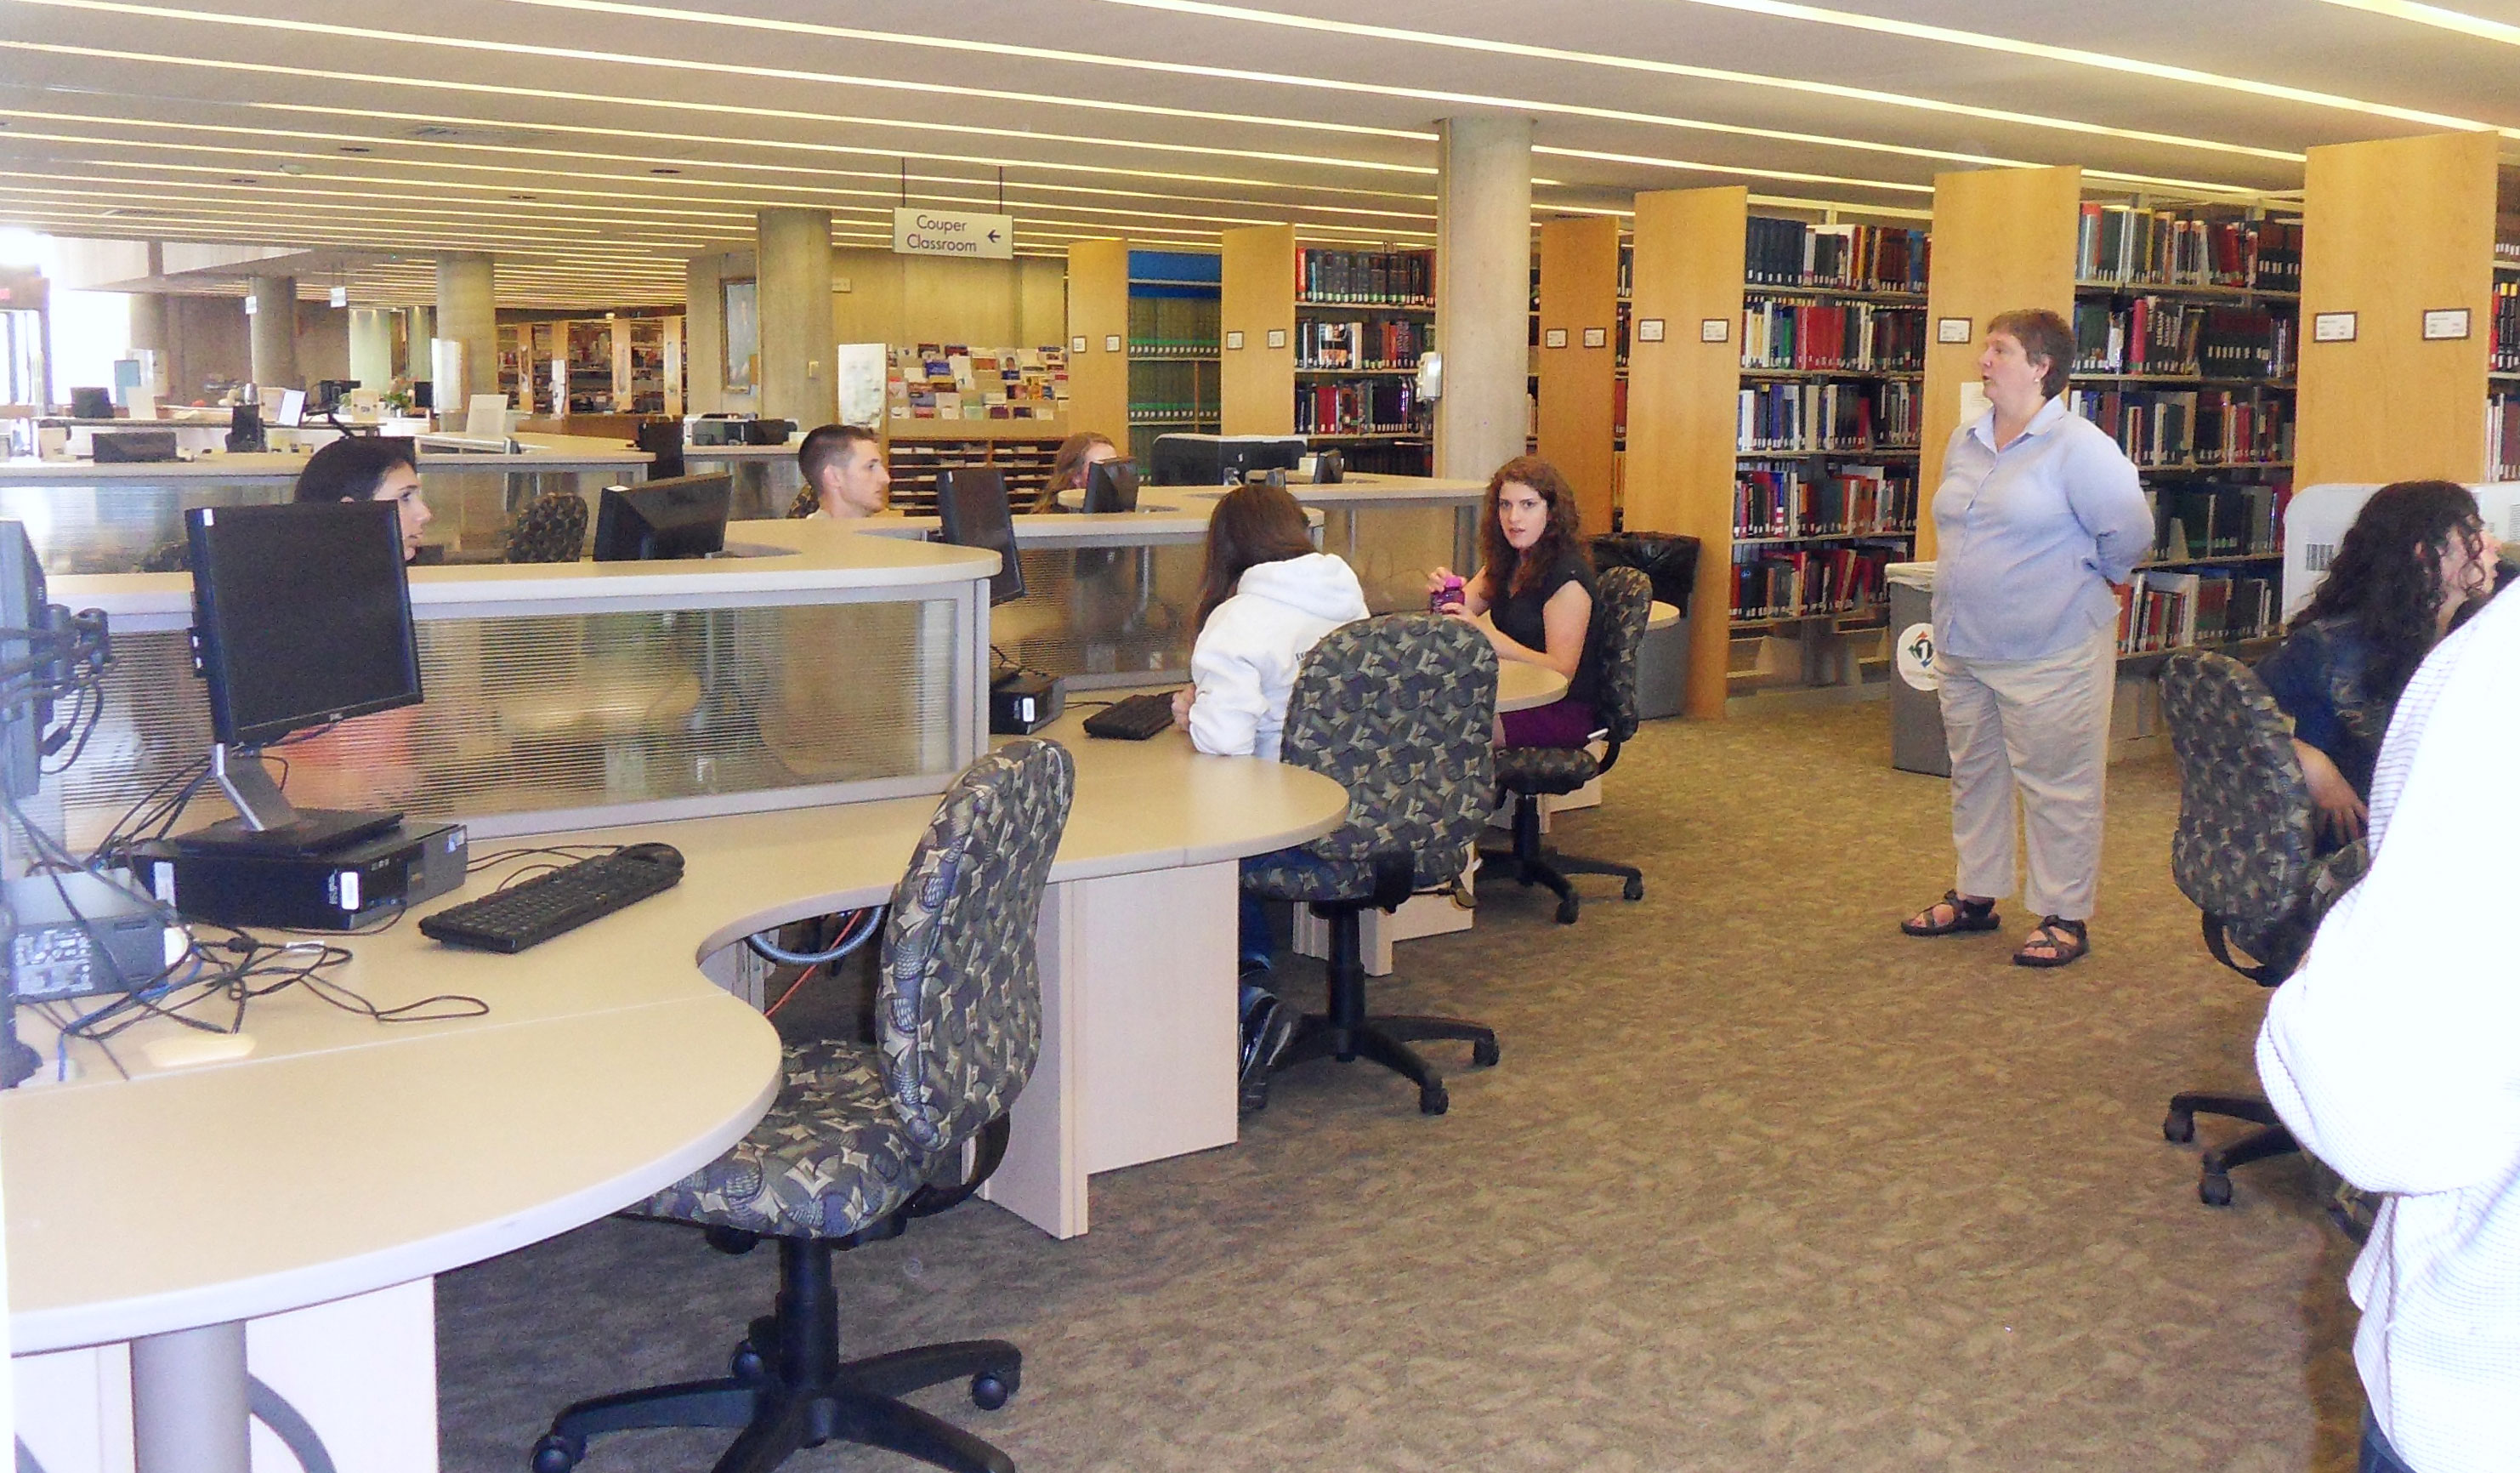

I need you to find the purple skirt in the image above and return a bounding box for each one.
[1500,697,1599,750]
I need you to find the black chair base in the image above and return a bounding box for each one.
[534,1237,1019,1473]
[1257,899,1496,1116]
[1479,792,1642,925]
[2164,1092,2298,1207]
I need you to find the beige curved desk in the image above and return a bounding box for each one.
[7,716,1343,1471]
[1497,661,1569,713]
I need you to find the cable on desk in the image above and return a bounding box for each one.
[746,906,883,970]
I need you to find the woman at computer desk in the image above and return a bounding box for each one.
[1425,455,1603,750]
[2256,480,2501,850]
[281,436,435,809]
[1041,430,1121,511]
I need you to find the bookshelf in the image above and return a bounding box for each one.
[1292,245,1435,475]
[1623,184,1936,716]
[883,423,1068,516]
[1125,249,1222,464]
[1534,215,1621,533]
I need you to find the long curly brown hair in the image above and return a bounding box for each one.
[2290,479,2485,707]
[1479,456,1586,596]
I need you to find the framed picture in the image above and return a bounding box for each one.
[1225,330,1246,350]
[1699,318,1728,343]
[2421,308,2472,341]
[1936,316,1971,344]
[1636,318,1666,343]
[2312,312,2357,343]
[1543,327,1569,349]
[1581,327,1607,349]
[1267,328,1288,350]
[1104,333,1122,353]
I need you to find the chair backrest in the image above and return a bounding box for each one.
[504,491,588,563]
[875,736,1075,1154]
[1278,614,1498,890]
[2160,649,2340,976]
[786,485,821,519]
[1591,565,1653,745]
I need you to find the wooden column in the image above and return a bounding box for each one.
[1219,225,1295,435]
[2296,132,2498,486]
[1535,215,1621,533]
[1915,165,2080,560]
[1623,186,1746,719]
[1064,238,1130,442]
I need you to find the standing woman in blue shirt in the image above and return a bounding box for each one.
[1901,309,2151,968]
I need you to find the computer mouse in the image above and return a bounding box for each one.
[619,842,685,871]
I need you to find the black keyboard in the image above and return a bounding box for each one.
[419,846,684,953]
[1082,690,1178,741]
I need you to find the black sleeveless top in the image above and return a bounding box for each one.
[1491,551,1601,708]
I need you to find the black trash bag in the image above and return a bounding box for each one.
[1590,532,1700,617]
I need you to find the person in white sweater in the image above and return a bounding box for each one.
[1172,482,1370,761]
[2257,580,2520,1473]
[1166,482,1367,1104]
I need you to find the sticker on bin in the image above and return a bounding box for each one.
[1895,623,1938,691]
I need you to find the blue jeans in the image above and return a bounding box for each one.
[2360,1412,2416,1473]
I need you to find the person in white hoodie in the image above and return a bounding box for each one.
[1166,482,1369,1104]
[2257,580,2520,1473]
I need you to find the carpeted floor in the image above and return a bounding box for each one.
[437,701,2363,1472]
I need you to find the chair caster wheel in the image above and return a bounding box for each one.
[1472,1038,1500,1068]
[1419,1083,1449,1115]
[2164,1110,2194,1144]
[531,1432,584,1473]
[1622,876,1643,901]
[730,1340,768,1383]
[1554,896,1579,924]
[2199,1172,2233,1207]
[971,1367,1019,1411]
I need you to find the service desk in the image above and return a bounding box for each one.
[0,434,654,573]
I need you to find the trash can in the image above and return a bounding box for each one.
[1887,562,1948,776]
[1594,532,1700,720]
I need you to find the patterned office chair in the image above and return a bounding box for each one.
[786,485,821,519]
[533,738,1076,1473]
[2159,651,2368,1207]
[504,491,589,563]
[1481,564,1653,925]
[1244,615,1499,1115]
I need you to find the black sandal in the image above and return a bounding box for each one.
[2012,916,2089,968]
[1902,890,2000,937]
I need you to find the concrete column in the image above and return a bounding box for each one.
[434,253,497,403]
[247,276,298,389]
[685,253,727,415]
[1432,116,1534,482]
[127,291,168,399]
[404,306,434,387]
[755,208,833,424]
[348,308,394,390]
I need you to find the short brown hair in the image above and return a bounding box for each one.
[1481,455,1587,597]
[797,423,878,487]
[1986,309,2074,399]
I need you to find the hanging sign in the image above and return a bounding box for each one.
[893,208,1014,260]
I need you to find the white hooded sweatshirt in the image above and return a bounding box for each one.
[1187,552,1370,760]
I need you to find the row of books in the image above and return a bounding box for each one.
[1297,318,1427,371]
[2071,299,2296,379]
[1296,378,1422,436]
[2076,208,2302,292]
[2118,571,2279,654]
[1295,248,1433,306]
[1739,300,1926,373]
[1736,381,1922,454]
[1125,294,1218,357]
[1733,462,1919,539]
[1729,544,1895,623]
[2145,481,2282,563]
[2490,392,2519,482]
[1743,218,1930,293]
[2067,388,2295,469]
[1126,360,1215,424]
[2493,278,2517,373]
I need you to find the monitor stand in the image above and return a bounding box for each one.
[170,743,402,858]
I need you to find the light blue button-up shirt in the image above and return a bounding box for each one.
[1930,395,2151,661]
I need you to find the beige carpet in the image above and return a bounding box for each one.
[437,701,2364,1471]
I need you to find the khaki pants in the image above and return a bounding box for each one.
[1935,622,2115,921]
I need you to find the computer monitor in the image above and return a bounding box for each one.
[183,500,422,851]
[309,378,360,415]
[411,381,434,411]
[272,389,306,429]
[92,431,179,464]
[592,473,733,561]
[1081,458,1140,515]
[0,522,48,802]
[224,401,264,454]
[634,418,685,481]
[934,467,1025,605]
[68,386,114,419]
[1149,433,1307,487]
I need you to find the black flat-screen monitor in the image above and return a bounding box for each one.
[1150,433,1305,487]
[935,467,1025,605]
[309,378,360,414]
[186,501,423,748]
[593,473,733,561]
[68,386,114,419]
[635,418,685,481]
[1081,458,1140,515]
[93,431,179,464]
